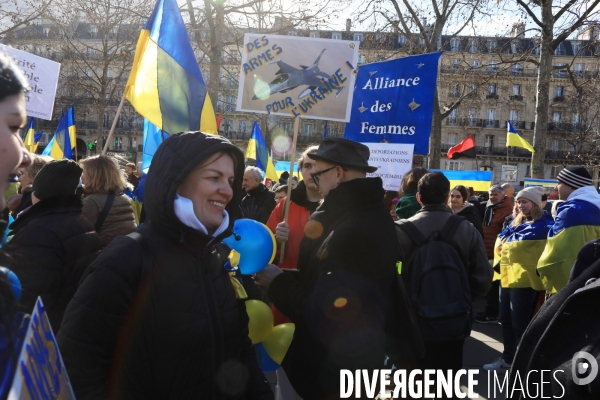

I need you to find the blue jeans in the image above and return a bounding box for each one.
[499,287,539,364]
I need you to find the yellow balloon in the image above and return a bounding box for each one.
[262,323,295,364]
[245,300,274,344]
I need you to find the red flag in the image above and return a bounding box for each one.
[216,114,222,131]
[447,135,476,159]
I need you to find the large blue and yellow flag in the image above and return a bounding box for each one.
[507,121,534,152]
[42,106,75,159]
[495,212,554,291]
[23,117,42,153]
[246,121,277,181]
[125,0,216,135]
[141,118,169,174]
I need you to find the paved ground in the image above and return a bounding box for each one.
[460,298,507,400]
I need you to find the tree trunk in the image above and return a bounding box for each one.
[207,2,223,111]
[531,6,555,179]
[428,89,442,169]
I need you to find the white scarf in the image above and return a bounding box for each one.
[567,186,600,210]
[173,194,230,237]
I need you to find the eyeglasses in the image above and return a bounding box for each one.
[310,166,337,187]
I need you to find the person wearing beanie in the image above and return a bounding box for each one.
[4,159,100,334]
[58,132,273,400]
[537,166,600,294]
[484,185,553,371]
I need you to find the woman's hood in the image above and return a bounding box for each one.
[143,132,244,242]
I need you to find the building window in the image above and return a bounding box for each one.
[488,84,497,94]
[575,63,585,77]
[488,60,498,73]
[450,38,460,52]
[555,63,567,78]
[303,123,313,135]
[526,165,531,177]
[553,112,562,123]
[512,63,523,76]
[332,33,341,40]
[554,44,565,56]
[418,37,425,47]
[282,123,291,133]
[572,113,580,124]
[43,27,50,37]
[238,121,247,134]
[487,40,497,53]
[510,109,521,122]
[572,42,581,54]
[469,39,478,53]
[470,60,480,68]
[512,84,522,96]
[310,33,317,38]
[550,166,562,178]
[448,133,458,146]
[450,83,459,97]
[555,86,564,97]
[398,35,407,46]
[484,135,495,149]
[486,109,496,126]
[353,33,363,41]
[451,59,461,70]
[510,41,521,54]
[357,54,363,64]
[468,108,478,125]
[448,109,458,125]
[288,31,298,36]
[445,161,463,170]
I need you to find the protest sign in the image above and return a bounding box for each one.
[363,143,414,191]
[344,52,442,154]
[8,297,75,400]
[0,44,60,121]
[524,178,558,189]
[236,34,359,122]
[431,170,493,191]
[501,165,518,182]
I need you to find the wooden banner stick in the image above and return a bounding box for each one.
[102,93,127,155]
[279,116,300,263]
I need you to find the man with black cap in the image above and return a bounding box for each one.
[537,166,600,294]
[5,159,100,333]
[254,138,397,399]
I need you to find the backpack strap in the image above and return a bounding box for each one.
[127,231,153,284]
[440,215,465,244]
[94,191,116,233]
[396,220,427,247]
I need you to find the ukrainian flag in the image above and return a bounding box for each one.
[246,121,278,182]
[42,106,75,160]
[125,0,216,135]
[23,117,41,153]
[431,170,493,191]
[495,212,554,291]
[507,121,534,152]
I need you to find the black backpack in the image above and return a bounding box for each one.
[396,215,472,342]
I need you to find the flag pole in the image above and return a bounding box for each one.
[279,116,299,263]
[102,93,127,155]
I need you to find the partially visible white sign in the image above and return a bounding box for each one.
[501,165,518,183]
[0,44,61,121]
[363,143,415,191]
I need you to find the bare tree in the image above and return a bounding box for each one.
[49,0,153,149]
[508,0,600,178]
[0,0,52,37]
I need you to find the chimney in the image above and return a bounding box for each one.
[346,19,351,32]
[511,22,525,38]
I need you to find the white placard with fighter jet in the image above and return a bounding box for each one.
[236,33,359,122]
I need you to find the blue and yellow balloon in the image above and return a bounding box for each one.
[223,219,276,274]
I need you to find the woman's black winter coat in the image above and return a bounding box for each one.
[57,133,273,400]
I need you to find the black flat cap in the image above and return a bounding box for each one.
[307,137,377,173]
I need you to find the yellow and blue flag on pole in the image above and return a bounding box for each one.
[507,121,535,152]
[141,118,169,174]
[125,0,216,135]
[42,106,75,159]
[23,117,42,153]
[246,121,278,182]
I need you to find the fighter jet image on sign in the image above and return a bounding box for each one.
[252,49,346,100]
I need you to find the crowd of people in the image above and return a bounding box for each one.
[2,50,600,400]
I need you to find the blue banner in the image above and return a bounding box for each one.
[343,52,442,154]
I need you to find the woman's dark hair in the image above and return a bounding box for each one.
[400,167,429,195]
[451,185,469,203]
[0,53,29,103]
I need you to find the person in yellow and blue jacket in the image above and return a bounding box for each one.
[537,166,600,294]
[484,186,553,371]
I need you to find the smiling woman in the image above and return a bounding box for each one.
[57,132,274,399]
